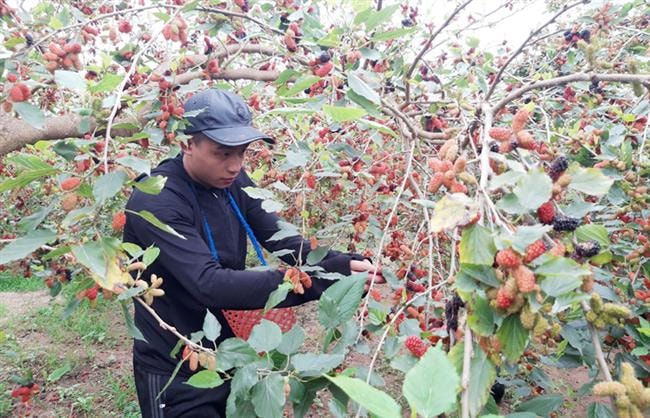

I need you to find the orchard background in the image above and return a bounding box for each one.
[0,0,649,417]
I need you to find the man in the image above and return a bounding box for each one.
[123,89,383,417]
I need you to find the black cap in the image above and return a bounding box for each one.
[183,89,274,146]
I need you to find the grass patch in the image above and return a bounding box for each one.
[0,273,45,292]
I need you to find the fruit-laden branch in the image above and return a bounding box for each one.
[403,0,475,107]
[0,66,279,156]
[491,72,650,113]
[483,0,587,102]
[382,100,448,142]
[199,7,284,36]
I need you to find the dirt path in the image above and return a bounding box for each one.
[0,290,51,326]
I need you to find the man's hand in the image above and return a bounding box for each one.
[350,259,386,291]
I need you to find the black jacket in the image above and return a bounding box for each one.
[123,154,356,375]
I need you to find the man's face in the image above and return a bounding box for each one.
[183,137,249,189]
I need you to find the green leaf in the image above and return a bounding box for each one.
[186,370,224,389]
[18,204,54,232]
[449,342,496,417]
[291,353,344,377]
[90,73,124,93]
[317,28,343,47]
[324,375,401,418]
[203,309,221,341]
[323,105,367,123]
[403,347,460,417]
[267,221,300,242]
[13,102,45,130]
[568,166,613,197]
[248,319,283,352]
[277,326,304,355]
[71,239,117,279]
[468,296,496,336]
[460,225,497,265]
[0,229,56,264]
[93,171,128,204]
[133,175,166,195]
[7,154,52,170]
[457,264,499,287]
[350,0,372,13]
[318,274,366,328]
[371,27,417,42]
[52,141,78,161]
[281,76,321,96]
[497,315,529,363]
[515,394,563,415]
[358,4,400,31]
[217,338,259,370]
[587,402,615,418]
[264,282,292,312]
[47,362,72,383]
[307,247,328,265]
[535,256,590,296]
[251,374,285,418]
[117,156,151,176]
[510,225,552,254]
[576,224,610,247]
[126,210,186,239]
[513,169,552,210]
[120,300,146,342]
[54,70,87,93]
[142,246,160,266]
[0,168,58,192]
[348,72,380,104]
[358,119,397,137]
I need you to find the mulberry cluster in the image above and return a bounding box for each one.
[552,214,580,231]
[592,363,650,418]
[549,156,569,181]
[405,335,429,358]
[586,293,632,329]
[576,240,601,258]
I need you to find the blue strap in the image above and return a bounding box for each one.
[226,189,267,266]
[189,182,266,266]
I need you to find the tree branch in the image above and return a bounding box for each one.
[483,0,587,102]
[403,0,474,107]
[460,321,473,418]
[491,72,650,113]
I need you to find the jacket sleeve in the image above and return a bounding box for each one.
[126,190,341,311]
[240,173,355,276]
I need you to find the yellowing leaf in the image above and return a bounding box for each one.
[92,256,132,290]
[420,194,478,233]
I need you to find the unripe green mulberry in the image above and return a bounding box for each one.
[520,305,537,330]
[594,318,606,329]
[585,310,597,323]
[590,293,603,312]
[593,381,627,397]
[533,316,549,337]
[550,323,562,338]
[601,303,632,319]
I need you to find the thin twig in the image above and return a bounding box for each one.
[356,139,417,343]
[403,0,475,106]
[491,72,650,112]
[484,0,587,102]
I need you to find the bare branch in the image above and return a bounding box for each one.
[199,7,284,36]
[403,0,474,107]
[491,72,650,113]
[484,0,587,102]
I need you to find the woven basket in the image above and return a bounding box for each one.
[223,307,296,340]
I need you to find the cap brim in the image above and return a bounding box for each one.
[201,126,275,146]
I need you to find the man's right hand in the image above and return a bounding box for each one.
[350,259,386,291]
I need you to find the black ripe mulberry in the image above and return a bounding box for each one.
[318,51,331,64]
[576,240,601,258]
[580,29,591,42]
[552,214,580,231]
[549,156,569,179]
[489,141,499,152]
